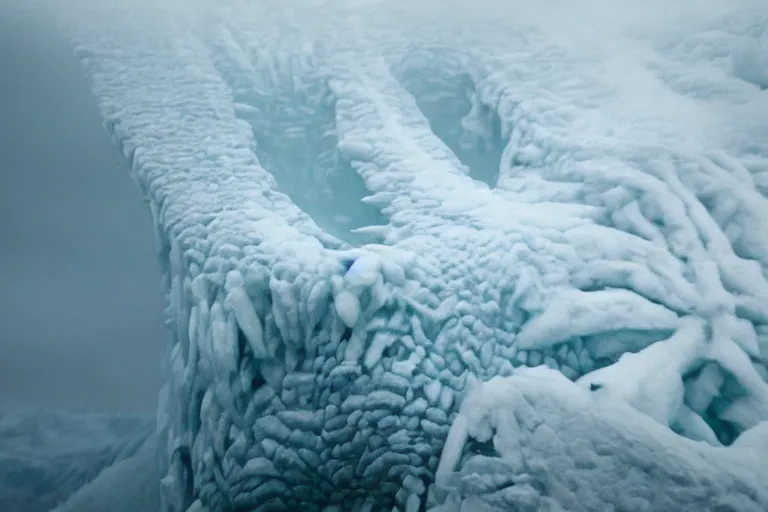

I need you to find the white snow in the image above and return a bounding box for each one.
[518,288,681,350]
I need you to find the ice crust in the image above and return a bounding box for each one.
[42,0,768,510]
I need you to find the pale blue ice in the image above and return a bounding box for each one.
[3,0,768,510]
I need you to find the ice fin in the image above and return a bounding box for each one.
[577,316,708,426]
[518,288,680,350]
[363,331,398,369]
[435,413,469,490]
[674,405,722,446]
[338,139,374,162]
[227,287,270,360]
[361,192,397,208]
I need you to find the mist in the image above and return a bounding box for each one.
[0,6,166,415]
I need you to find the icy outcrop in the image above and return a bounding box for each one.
[432,367,768,511]
[37,0,768,509]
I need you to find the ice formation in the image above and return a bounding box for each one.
[41,0,768,509]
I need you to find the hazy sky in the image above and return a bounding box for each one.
[0,7,166,414]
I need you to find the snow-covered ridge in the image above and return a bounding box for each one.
[46,0,768,509]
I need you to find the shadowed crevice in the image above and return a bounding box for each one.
[393,55,504,189]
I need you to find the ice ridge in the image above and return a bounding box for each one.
[47,0,768,510]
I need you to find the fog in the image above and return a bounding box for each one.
[0,6,165,415]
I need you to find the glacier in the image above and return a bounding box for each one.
[8,0,768,510]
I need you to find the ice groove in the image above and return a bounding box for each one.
[206,27,387,246]
[391,48,504,188]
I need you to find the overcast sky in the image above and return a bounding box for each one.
[0,7,166,414]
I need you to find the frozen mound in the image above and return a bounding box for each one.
[47,0,768,509]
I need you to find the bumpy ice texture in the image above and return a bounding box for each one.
[47,0,768,510]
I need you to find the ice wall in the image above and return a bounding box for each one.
[46,0,768,509]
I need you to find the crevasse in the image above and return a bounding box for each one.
[48,0,768,510]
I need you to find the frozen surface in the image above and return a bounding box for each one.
[10,0,768,510]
